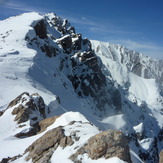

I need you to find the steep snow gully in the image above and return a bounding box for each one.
[0,12,163,163]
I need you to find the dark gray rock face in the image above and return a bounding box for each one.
[26,13,122,113]
[40,44,57,57]
[0,111,3,116]
[34,20,47,39]
[58,35,72,51]
[26,19,59,58]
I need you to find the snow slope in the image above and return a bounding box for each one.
[0,13,57,110]
[0,107,128,163]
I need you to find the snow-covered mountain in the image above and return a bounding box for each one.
[0,12,162,163]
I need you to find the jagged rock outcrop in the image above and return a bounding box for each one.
[34,20,47,39]
[25,14,162,162]
[4,92,48,138]
[1,107,132,163]
[37,115,60,133]
[26,13,122,112]
[25,126,74,163]
[87,130,131,162]
[7,92,46,124]
[70,130,132,163]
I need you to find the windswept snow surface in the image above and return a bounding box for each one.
[0,12,56,109]
[133,123,144,134]
[100,114,126,130]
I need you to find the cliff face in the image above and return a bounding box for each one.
[91,40,163,163]
[0,92,131,163]
[26,13,122,113]
[92,40,163,91]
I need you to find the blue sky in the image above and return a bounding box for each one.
[0,0,163,59]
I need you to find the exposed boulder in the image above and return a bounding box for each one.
[12,105,30,124]
[60,136,74,148]
[87,130,131,162]
[34,20,47,39]
[38,115,60,133]
[25,126,74,163]
[57,35,72,51]
[69,145,87,163]
[70,130,132,163]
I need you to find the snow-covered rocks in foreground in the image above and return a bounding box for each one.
[0,93,132,163]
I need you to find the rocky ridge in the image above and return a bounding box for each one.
[26,13,121,113]
[70,130,131,163]
[0,93,131,163]
[0,12,162,163]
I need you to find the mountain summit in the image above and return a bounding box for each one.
[0,12,162,163]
